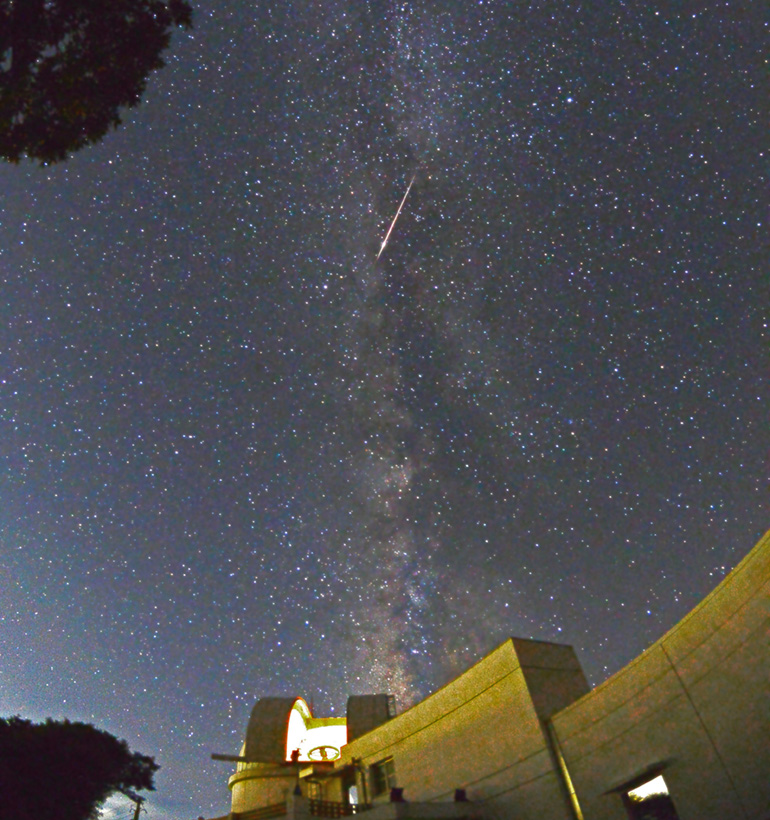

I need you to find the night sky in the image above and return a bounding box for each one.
[1,1,767,818]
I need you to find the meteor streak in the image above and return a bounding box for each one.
[377,173,416,260]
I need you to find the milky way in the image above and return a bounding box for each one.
[0,1,767,818]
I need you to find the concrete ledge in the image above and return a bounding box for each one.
[362,803,472,819]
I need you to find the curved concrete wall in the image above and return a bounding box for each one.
[229,760,295,814]
[551,528,770,820]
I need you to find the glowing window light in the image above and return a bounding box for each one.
[627,774,670,802]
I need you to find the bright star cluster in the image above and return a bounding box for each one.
[0,1,766,818]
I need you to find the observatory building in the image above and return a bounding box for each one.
[207,529,769,820]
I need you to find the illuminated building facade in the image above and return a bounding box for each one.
[210,529,770,820]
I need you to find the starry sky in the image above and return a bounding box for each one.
[0,1,767,817]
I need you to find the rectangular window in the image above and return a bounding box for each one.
[623,774,680,820]
[370,757,396,797]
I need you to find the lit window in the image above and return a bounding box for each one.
[370,757,396,797]
[623,774,680,820]
[628,775,668,802]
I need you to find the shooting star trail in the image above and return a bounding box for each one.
[377,173,416,260]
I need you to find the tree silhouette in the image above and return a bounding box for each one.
[0,0,192,164]
[0,716,159,820]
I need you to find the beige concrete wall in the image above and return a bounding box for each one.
[551,528,770,820]
[337,639,583,820]
[229,760,295,813]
